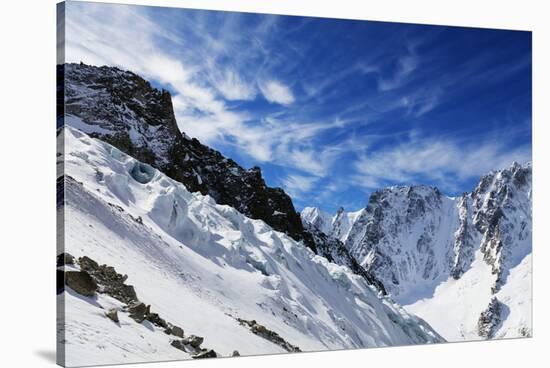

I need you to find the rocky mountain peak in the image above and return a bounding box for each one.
[60,62,386,292]
[304,162,531,304]
[60,63,305,242]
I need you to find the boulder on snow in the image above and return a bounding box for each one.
[192,349,217,359]
[128,301,148,323]
[170,340,185,351]
[146,313,168,329]
[105,308,119,323]
[171,325,184,338]
[65,271,98,297]
[182,335,203,348]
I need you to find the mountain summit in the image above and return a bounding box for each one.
[302,162,532,340]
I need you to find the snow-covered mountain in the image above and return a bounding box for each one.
[302,163,532,341]
[57,127,443,366]
[59,63,381,291]
[301,206,365,243]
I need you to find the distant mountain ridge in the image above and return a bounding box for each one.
[302,162,532,340]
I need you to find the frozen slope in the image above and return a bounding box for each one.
[59,127,443,366]
[405,252,531,341]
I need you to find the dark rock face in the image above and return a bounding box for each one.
[472,162,532,292]
[344,185,448,298]
[477,297,503,338]
[60,63,305,243]
[450,194,476,280]
[65,271,98,297]
[237,318,301,353]
[78,256,138,304]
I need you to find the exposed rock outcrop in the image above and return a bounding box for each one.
[237,318,301,353]
[477,297,503,338]
[65,271,98,297]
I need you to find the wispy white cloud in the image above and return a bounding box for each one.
[281,174,319,199]
[63,3,531,212]
[352,132,531,192]
[258,80,295,105]
[209,69,257,101]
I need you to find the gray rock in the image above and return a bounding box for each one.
[146,313,168,328]
[128,301,148,323]
[65,271,97,297]
[192,349,217,359]
[105,308,119,323]
[237,318,301,352]
[170,340,184,351]
[171,325,184,338]
[182,335,203,348]
[78,256,138,304]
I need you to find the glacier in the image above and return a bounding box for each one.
[57,127,443,367]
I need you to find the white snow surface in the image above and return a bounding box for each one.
[405,252,531,341]
[59,127,442,367]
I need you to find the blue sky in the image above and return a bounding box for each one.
[63,1,532,213]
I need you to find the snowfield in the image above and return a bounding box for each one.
[405,252,531,341]
[58,127,443,367]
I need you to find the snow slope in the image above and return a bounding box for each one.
[405,252,531,341]
[58,127,443,367]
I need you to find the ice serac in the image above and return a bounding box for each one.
[58,127,443,366]
[60,63,303,242]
